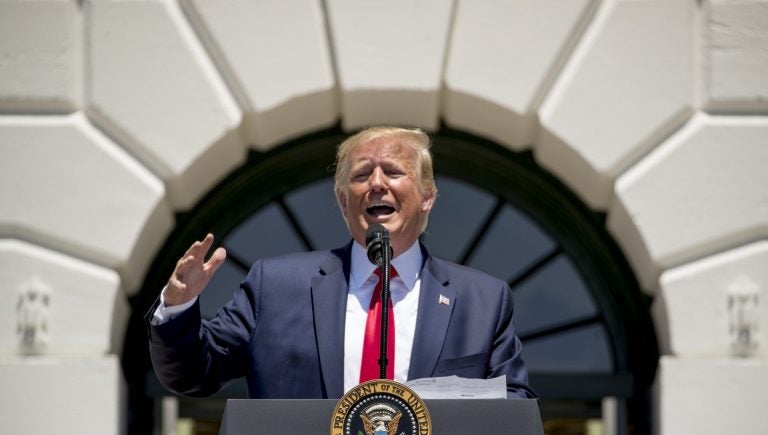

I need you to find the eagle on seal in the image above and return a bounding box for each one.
[361,411,402,435]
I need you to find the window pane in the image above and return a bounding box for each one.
[467,204,555,281]
[285,178,351,250]
[523,324,613,373]
[201,260,246,320]
[514,256,597,336]
[421,176,496,262]
[225,203,307,264]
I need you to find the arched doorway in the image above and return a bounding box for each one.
[124,127,658,434]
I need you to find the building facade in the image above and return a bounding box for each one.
[1,1,767,434]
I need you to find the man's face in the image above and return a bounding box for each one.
[338,135,435,257]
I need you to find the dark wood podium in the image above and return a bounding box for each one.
[219,398,544,435]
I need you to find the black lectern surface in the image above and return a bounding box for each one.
[220,398,543,435]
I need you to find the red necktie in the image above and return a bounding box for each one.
[359,267,397,383]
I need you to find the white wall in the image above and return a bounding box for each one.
[1,0,766,434]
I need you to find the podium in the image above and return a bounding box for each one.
[220,398,544,435]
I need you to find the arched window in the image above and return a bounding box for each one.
[125,127,658,434]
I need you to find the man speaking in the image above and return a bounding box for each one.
[146,126,536,399]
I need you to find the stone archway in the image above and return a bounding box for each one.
[1,1,767,435]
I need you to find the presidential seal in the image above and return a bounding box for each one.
[330,380,431,435]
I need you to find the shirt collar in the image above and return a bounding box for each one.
[350,239,423,290]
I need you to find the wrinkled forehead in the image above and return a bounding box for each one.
[347,135,419,167]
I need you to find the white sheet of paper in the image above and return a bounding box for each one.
[405,375,507,399]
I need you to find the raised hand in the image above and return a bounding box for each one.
[164,233,227,307]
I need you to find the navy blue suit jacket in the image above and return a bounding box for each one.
[146,242,536,399]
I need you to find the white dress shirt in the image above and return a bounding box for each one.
[343,241,422,393]
[152,240,424,395]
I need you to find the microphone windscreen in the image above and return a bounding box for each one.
[365,224,388,266]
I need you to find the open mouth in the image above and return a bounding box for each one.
[366,203,396,217]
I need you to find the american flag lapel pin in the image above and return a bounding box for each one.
[439,294,450,306]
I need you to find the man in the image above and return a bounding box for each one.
[146,126,536,399]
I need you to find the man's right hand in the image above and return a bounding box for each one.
[164,233,227,307]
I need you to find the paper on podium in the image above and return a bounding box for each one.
[405,375,507,399]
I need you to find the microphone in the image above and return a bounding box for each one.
[365,223,394,379]
[365,224,392,267]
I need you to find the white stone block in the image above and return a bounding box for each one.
[703,0,768,112]
[0,113,174,296]
[325,0,453,130]
[537,0,694,209]
[0,0,81,113]
[656,356,768,435]
[0,240,127,356]
[0,356,125,435]
[608,113,768,292]
[654,241,768,357]
[444,0,597,149]
[182,0,338,148]
[87,0,246,209]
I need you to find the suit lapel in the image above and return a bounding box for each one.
[311,244,351,398]
[408,253,456,379]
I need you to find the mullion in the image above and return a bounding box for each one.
[276,197,315,251]
[508,245,563,291]
[221,247,251,273]
[519,314,603,342]
[458,197,504,265]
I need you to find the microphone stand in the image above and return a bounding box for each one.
[378,234,392,379]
